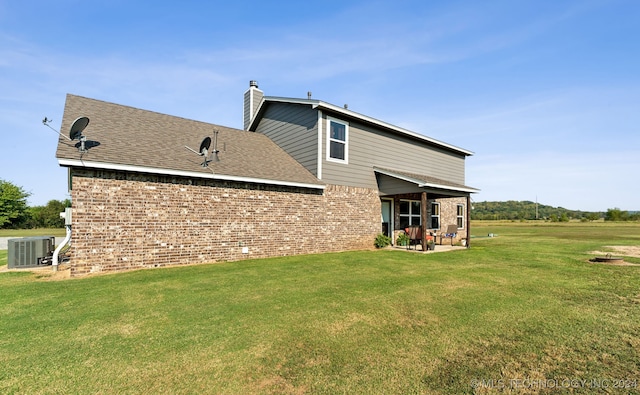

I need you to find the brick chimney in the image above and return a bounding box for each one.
[243,80,264,130]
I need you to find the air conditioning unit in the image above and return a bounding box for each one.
[7,236,55,269]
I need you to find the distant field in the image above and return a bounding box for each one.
[0,228,66,238]
[1,221,639,394]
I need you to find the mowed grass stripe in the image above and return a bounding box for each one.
[0,222,639,394]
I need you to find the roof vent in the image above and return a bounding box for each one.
[249,80,259,88]
[307,91,312,99]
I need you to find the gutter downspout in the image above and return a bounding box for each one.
[52,208,71,272]
[466,195,471,249]
[317,110,323,180]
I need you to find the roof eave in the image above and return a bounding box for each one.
[255,96,474,157]
[58,158,326,190]
[374,167,480,194]
[417,182,480,194]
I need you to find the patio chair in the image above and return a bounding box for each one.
[439,224,458,246]
[405,226,421,250]
[405,226,435,251]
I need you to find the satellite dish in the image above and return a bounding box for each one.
[199,137,212,156]
[185,132,220,167]
[69,116,90,141]
[42,115,98,155]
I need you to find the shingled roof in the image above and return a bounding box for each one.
[56,94,324,189]
[374,167,479,194]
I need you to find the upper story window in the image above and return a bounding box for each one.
[327,117,348,163]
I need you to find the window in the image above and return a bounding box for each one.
[430,202,440,230]
[457,204,465,229]
[326,117,348,163]
[399,200,421,228]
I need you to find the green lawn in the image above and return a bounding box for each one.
[1,222,639,394]
[0,228,66,238]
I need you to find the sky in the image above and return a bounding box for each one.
[1,0,638,212]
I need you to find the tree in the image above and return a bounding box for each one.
[605,208,629,222]
[0,179,31,228]
[585,212,601,221]
[26,199,70,228]
[471,200,605,221]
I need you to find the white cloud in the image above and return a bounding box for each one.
[1,0,637,210]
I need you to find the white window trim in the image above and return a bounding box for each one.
[317,110,323,179]
[326,116,349,164]
[457,204,465,229]
[400,199,421,226]
[381,197,394,238]
[431,202,440,230]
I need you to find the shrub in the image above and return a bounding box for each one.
[374,234,392,248]
[396,232,410,246]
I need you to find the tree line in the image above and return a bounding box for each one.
[0,179,70,229]
[471,200,639,222]
[2,179,638,229]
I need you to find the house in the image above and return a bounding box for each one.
[245,82,478,244]
[56,82,478,276]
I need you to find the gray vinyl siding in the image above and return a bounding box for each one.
[321,115,466,189]
[253,101,468,191]
[252,91,263,117]
[243,92,250,130]
[243,88,264,130]
[254,103,318,175]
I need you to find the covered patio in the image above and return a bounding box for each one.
[375,167,479,250]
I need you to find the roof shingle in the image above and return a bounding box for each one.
[56,94,323,188]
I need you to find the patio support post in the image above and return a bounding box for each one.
[421,191,428,251]
[466,195,471,248]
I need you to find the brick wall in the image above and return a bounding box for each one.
[68,169,380,276]
[436,197,468,244]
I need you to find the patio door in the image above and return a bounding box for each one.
[381,199,393,239]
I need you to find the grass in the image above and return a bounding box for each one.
[0,228,66,237]
[1,222,639,394]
